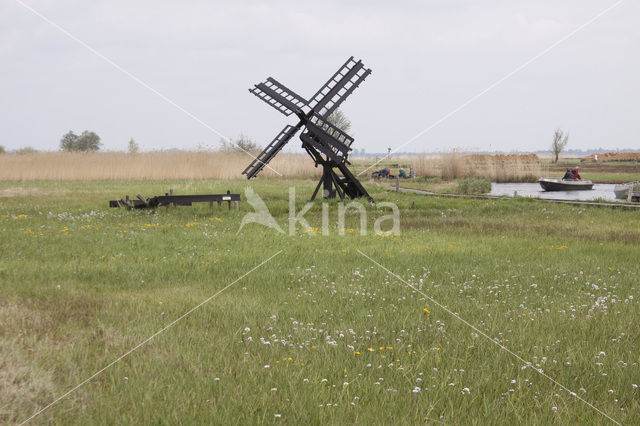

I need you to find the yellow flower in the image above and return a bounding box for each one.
[424,308,430,314]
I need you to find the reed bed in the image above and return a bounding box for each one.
[0,152,320,181]
[410,152,542,182]
[582,152,640,162]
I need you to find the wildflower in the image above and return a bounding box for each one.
[274,414,281,418]
[412,387,421,393]
[552,406,558,411]
[424,308,430,314]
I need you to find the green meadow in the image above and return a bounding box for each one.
[1,179,639,424]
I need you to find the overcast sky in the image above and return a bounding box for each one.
[1,0,638,154]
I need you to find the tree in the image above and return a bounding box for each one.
[0,145,5,154]
[551,128,569,163]
[128,138,139,154]
[60,130,78,151]
[75,131,101,152]
[326,109,351,133]
[220,133,261,152]
[60,130,101,152]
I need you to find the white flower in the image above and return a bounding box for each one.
[412,387,421,393]
[552,406,558,411]
[264,365,270,368]
[274,414,281,418]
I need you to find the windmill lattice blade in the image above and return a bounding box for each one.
[242,125,300,179]
[303,112,354,163]
[249,78,309,117]
[300,131,344,165]
[309,57,371,118]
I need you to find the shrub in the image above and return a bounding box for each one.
[128,138,139,154]
[457,178,491,195]
[15,147,38,155]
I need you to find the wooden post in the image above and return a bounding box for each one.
[395,175,400,192]
[234,200,239,210]
[628,187,633,202]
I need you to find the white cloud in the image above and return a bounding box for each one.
[0,0,638,153]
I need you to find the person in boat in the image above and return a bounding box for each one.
[562,169,573,180]
[571,167,582,180]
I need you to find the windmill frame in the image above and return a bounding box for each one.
[242,57,373,203]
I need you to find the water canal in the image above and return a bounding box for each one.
[490,182,620,201]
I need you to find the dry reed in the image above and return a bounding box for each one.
[581,152,640,162]
[410,152,542,182]
[0,152,320,181]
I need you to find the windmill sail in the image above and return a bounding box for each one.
[308,57,371,118]
[249,78,309,117]
[304,112,354,162]
[242,125,300,179]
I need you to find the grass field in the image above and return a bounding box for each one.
[1,178,640,424]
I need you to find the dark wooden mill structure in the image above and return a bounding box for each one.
[242,57,373,202]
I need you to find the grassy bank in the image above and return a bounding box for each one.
[1,179,639,424]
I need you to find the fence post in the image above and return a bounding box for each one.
[395,175,400,192]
